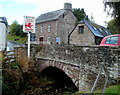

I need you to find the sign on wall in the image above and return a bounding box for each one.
[23,16,35,33]
[56,37,60,44]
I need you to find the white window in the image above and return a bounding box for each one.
[40,25,44,33]
[56,37,60,44]
[47,37,51,44]
[48,25,51,32]
[93,26,97,31]
[99,28,102,32]
[105,30,108,34]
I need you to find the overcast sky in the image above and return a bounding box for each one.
[0,0,112,26]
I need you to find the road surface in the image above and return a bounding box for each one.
[7,40,26,51]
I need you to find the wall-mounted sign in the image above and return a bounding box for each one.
[56,37,60,44]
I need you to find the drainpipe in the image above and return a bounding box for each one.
[68,24,78,45]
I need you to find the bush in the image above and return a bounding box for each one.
[34,46,43,52]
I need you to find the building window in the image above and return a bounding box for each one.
[92,26,97,31]
[105,30,108,34]
[79,26,84,33]
[99,28,102,32]
[56,37,60,44]
[39,37,43,42]
[40,25,44,33]
[48,25,51,32]
[106,36,118,44]
[47,37,51,44]
[62,14,64,18]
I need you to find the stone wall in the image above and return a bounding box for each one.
[36,59,80,88]
[57,11,77,44]
[35,44,120,91]
[70,23,95,45]
[36,11,77,45]
[36,20,57,44]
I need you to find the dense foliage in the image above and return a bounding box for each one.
[107,19,119,34]
[10,20,27,37]
[73,8,89,22]
[104,1,120,19]
[104,0,120,33]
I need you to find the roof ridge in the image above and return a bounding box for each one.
[40,9,64,16]
[36,9,66,23]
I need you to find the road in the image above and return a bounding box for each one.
[7,40,26,51]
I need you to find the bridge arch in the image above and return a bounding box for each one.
[36,58,80,88]
[40,66,78,91]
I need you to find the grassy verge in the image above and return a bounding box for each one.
[94,85,120,94]
[7,34,27,44]
[72,85,120,95]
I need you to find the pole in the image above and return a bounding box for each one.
[28,32,30,58]
[91,67,102,93]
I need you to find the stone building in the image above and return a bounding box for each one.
[36,3,77,45]
[68,20,111,45]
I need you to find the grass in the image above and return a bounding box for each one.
[94,85,120,94]
[7,34,27,44]
[72,85,120,95]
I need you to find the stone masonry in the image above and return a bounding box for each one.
[35,45,120,92]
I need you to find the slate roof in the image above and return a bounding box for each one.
[80,20,111,37]
[36,9,65,24]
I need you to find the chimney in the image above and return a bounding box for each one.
[64,3,72,11]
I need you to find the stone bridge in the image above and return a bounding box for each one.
[35,45,119,92]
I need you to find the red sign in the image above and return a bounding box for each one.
[23,16,35,33]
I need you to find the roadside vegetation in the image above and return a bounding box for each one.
[104,1,120,34]
[94,85,120,94]
[72,85,120,95]
[7,33,27,44]
[8,20,27,44]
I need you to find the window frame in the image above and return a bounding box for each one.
[48,25,51,32]
[79,26,84,34]
[92,26,97,31]
[40,25,44,33]
[39,36,44,42]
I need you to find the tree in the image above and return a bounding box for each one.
[10,20,26,37]
[103,0,120,31]
[107,19,119,34]
[73,8,89,22]
[10,20,19,35]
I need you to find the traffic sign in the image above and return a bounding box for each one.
[23,16,35,33]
